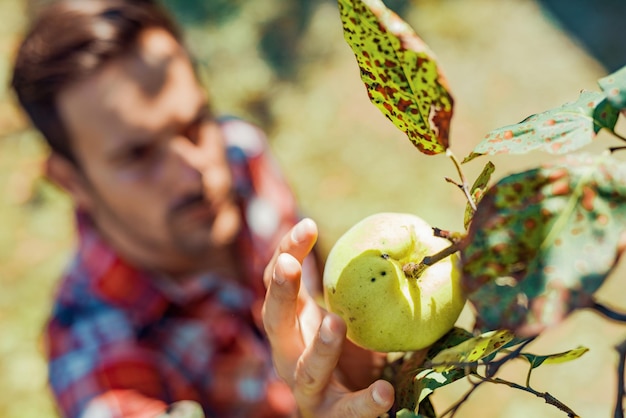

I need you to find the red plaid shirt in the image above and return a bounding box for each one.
[45,118,316,418]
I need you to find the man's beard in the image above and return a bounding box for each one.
[166,192,234,256]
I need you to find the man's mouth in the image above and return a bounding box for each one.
[169,194,216,224]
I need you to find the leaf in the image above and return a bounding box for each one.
[464,90,620,162]
[338,0,454,155]
[393,328,473,411]
[598,65,626,110]
[396,408,428,418]
[413,368,466,405]
[428,329,515,372]
[520,346,589,369]
[464,161,496,229]
[461,153,626,335]
[426,326,475,358]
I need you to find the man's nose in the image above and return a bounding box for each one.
[165,136,204,189]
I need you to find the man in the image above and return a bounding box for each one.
[12,0,394,417]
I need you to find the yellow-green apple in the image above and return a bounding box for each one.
[323,212,465,352]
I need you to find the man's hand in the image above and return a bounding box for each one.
[262,219,395,418]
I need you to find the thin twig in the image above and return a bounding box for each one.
[475,375,580,417]
[438,378,485,418]
[593,302,626,323]
[615,338,626,418]
[611,131,626,143]
[447,149,477,212]
[485,336,536,378]
[444,176,463,189]
[432,227,464,244]
[525,363,533,388]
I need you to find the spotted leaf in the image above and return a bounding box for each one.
[521,346,589,370]
[464,160,495,229]
[339,0,453,154]
[461,153,626,335]
[427,329,515,373]
[464,90,620,163]
[598,65,626,110]
[394,328,472,412]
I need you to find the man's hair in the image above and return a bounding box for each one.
[11,0,182,164]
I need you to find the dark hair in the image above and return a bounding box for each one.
[11,0,182,164]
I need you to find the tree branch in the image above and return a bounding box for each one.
[615,338,626,418]
[438,377,485,418]
[475,375,580,417]
[432,227,465,244]
[592,302,626,323]
[446,149,477,212]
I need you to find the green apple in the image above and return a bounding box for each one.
[323,212,465,352]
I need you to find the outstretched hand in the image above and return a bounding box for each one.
[262,218,394,418]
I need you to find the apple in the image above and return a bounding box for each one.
[323,212,466,352]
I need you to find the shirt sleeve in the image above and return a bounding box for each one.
[221,117,323,296]
[46,307,169,418]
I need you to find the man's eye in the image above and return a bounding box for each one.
[184,122,202,145]
[126,145,154,162]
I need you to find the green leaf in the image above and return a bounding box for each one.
[426,327,475,358]
[464,90,620,162]
[413,368,466,404]
[598,65,626,110]
[393,328,472,411]
[428,329,515,372]
[461,153,626,334]
[520,346,589,369]
[464,161,496,229]
[396,408,428,418]
[338,0,454,155]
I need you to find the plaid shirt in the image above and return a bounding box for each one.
[45,118,315,418]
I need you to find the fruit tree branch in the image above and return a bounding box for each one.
[447,149,477,212]
[592,301,626,323]
[615,338,626,418]
[474,375,580,418]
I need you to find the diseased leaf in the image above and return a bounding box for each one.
[426,326,474,358]
[338,0,453,155]
[412,368,466,406]
[428,329,515,372]
[598,65,626,110]
[461,153,626,335]
[464,161,496,229]
[393,328,472,412]
[464,90,620,162]
[521,346,589,369]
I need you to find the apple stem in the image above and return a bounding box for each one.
[403,241,464,279]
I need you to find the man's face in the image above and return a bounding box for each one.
[56,28,241,276]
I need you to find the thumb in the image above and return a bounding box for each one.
[335,380,394,417]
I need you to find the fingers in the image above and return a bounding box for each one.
[352,380,395,417]
[294,314,345,401]
[263,252,306,381]
[294,313,395,418]
[326,380,394,418]
[264,218,318,288]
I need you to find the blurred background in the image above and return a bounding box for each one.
[1,0,626,416]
